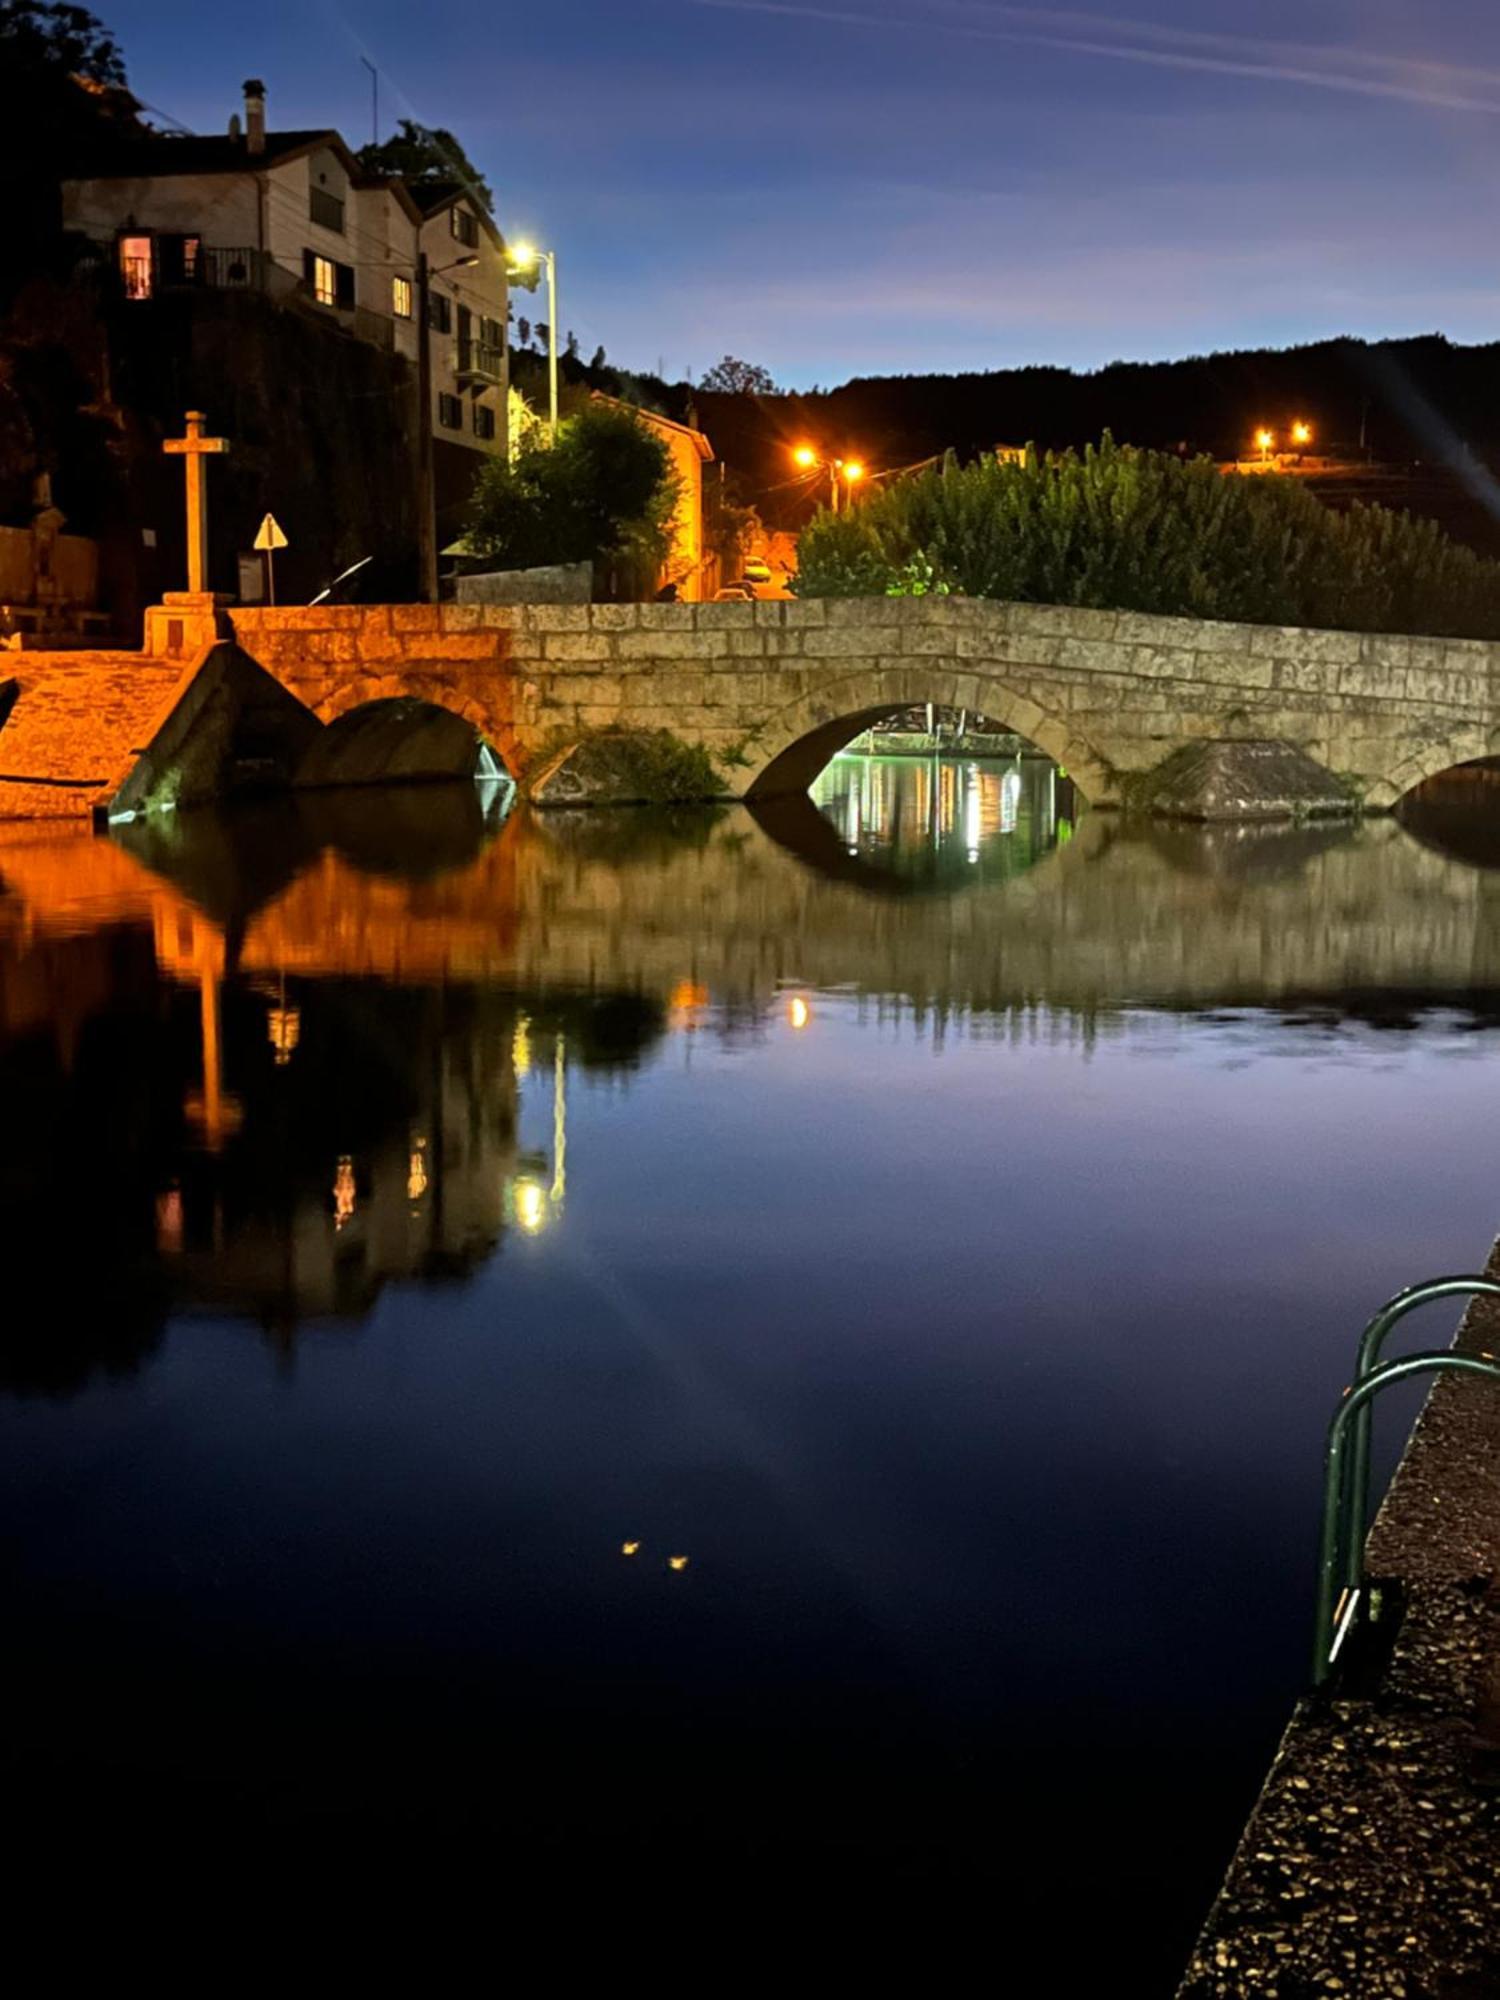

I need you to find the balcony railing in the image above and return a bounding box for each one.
[456,339,504,387]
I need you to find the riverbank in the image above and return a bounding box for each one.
[1181,1246,1500,1997]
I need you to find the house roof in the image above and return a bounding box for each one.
[408,179,506,252]
[592,393,715,461]
[67,130,424,223]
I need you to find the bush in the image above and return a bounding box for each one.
[465,401,677,596]
[795,436,1500,638]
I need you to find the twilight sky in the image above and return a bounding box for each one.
[102,0,1500,387]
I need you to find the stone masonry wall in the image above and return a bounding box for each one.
[229,597,1500,807]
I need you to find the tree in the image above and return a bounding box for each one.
[516,317,531,349]
[1,2,138,304]
[795,435,1500,639]
[0,0,122,79]
[590,345,607,371]
[465,401,678,597]
[699,356,780,395]
[356,117,493,212]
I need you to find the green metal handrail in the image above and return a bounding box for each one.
[1313,1348,1500,1685]
[1344,1277,1500,1602]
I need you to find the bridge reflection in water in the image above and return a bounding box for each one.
[2,772,1500,1389]
[811,750,1076,888]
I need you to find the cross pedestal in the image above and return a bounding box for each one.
[144,411,234,658]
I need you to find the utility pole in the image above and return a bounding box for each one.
[415,251,437,602]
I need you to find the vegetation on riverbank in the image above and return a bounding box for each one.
[795,437,1500,638]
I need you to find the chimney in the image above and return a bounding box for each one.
[243,79,266,156]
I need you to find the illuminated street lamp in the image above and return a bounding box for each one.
[791,442,867,512]
[507,240,559,442]
[1291,419,1313,448]
[1254,427,1275,465]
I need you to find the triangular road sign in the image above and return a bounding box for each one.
[253,512,289,552]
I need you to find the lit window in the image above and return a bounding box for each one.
[119,234,153,299]
[312,254,336,307]
[392,274,412,319]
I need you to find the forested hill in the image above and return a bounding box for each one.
[690,335,1500,535]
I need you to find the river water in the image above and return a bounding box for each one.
[4,753,1499,1970]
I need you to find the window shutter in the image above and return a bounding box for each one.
[335,261,356,309]
[302,248,316,289]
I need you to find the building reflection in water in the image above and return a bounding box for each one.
[809,747,1075,889]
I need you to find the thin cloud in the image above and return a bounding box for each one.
[676,0,1500,114]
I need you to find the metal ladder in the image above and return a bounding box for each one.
[1313,1275,1500,1686]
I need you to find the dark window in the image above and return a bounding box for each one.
[310,184,345,233]
[157,234,201,286]
[474,403,496,441]
[481,315,504,350]
[427,290,452,334]
[451,206,479,247]
[437,392,463,430]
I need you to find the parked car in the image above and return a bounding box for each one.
[714,583,758,602]
[740,558,773,584]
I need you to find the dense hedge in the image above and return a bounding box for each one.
[795,437,1500,638]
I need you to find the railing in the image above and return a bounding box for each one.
[456,339,504,386]
[1311,1275,1500,1685]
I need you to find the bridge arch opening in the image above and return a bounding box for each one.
[295,696,510,791]
[742,666,1111,805]
[754,697,1084,895]
[1394,755,1500,869]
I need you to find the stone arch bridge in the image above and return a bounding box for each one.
[3,596,1498,818]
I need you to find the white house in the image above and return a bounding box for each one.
[61,80,509,463]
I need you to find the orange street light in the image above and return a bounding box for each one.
[1291,419,1313,447]
[792,443,817,468]
[842,460,865,484]
[1255,427,1275,464]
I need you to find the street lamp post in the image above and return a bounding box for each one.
[792,444,866,513]
[414,250,479,602]
[508,242,559,442]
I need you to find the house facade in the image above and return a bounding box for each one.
[593,395,716,600]
[61,79,509,471]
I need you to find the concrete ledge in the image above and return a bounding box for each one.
[1182,1253,1500,1998]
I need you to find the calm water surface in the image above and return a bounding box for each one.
[4,755,1500,1972]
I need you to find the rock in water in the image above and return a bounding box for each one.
[1132,738,1356,822]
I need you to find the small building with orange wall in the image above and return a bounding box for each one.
[591,394,715,600]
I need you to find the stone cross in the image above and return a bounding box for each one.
[162,410,229,595]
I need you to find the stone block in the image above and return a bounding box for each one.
[799,628,886,658]
[1013,603,1119,642]
[637,603,697,631]
[696,602,760,630]
[754,601,788,628]
[391,605,444,632]
[1359,634,1412,671]
[543,633,618,663]
[781,600,828,626]
[1248,624,1360,664]
[588,604,640,631]
[826,597,903,626]
[615,631,722,661]
[725,630,767,657]
[526,603,592,632]
[1121,644,1200,681]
